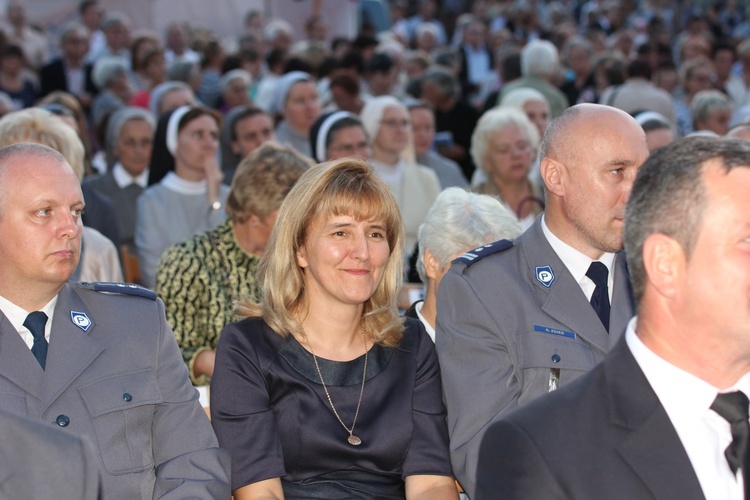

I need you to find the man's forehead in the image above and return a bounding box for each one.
[1,153,77,183]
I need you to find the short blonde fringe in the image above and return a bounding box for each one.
[235,157,406,347]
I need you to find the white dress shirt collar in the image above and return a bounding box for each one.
[112,162,149,189]
[413,301,436,343]
[161,171,207,195]
[0,294,58,347]
[626,317,750,500]
[541,214,615,300]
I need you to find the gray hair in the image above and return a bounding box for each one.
[220,69,252,94]
[148,81,195,116]
[106,106,155,163]
[470,107,540,172]
[59,22,89,44]
[422,66,460,99]
[690,89,732,126]
[521,39,559,78]
[499,87,549,111]
[624,136,750,305]
[92,56,128,89]
[167,60,200,84]
[416,187,522,281]
[561,35,592,64]
[101,11,130,31]
[264,18,293,42]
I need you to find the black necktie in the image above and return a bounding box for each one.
[712,392,750,496]
[586,262,610,333]
[23,311,48,370]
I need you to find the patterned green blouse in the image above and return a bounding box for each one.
[156,219,261,385]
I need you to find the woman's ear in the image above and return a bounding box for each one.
[424,248,441,281]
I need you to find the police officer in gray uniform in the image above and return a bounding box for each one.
[0,143,230,499]
[436,103,649,498]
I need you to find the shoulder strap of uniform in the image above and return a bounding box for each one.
[77,281,157,300]
[452,239,514,268]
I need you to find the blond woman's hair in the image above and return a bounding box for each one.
[236,157,406,347]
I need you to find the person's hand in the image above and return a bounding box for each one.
[193,349,216,379]
[437,143,466,161]
[204,156,224,204]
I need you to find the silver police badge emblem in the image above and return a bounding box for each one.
[535,266,555,288]
[70,311,92,331]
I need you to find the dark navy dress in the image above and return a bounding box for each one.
[210,317,453,498]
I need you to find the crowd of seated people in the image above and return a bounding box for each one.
[3,0,750,497]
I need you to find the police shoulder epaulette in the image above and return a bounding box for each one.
[452,239,514,268]
[78,282,158,300]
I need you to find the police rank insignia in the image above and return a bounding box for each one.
[535,266,556,288]
[70,311,92,331]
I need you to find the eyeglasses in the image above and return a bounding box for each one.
[380,119,411,129]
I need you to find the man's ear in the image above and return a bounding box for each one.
[642,233,684,299]
[540,157,565,197]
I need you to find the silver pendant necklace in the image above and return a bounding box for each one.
[303,323,368,446]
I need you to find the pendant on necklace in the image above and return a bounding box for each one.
[348,434,362,446]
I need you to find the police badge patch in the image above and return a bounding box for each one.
[535,266,556,288]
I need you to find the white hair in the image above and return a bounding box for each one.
[416,187,522,281]
[220,69,253,94]
[470,107,540,172]
[263,18,293,41]
[499,87,549,111]
[521,39,559,78]
[92,56,128,89]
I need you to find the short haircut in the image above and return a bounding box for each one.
[0,108,85,180]
[690,89,731,126]
[219,69,252,94]
[366,52,394,74]
[92,55,128,89]
[100,11,130,31]
[106,106,155,157]
[627,59,652,80]
[624,136,750,304]
[421,66,459,99]
[416,188,522,282]
[235,158,406,347]
[59,22,89,44]
[499,87,549,111]
[470,107,540,171]
[226,142,311,222]
[521,39,559,78]
[78,0,98,15]
[167,60,199,84]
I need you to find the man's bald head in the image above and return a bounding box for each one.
[540,103,645,166]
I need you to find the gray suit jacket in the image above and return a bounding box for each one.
[0,408,101,499]
[435,217,635,498]
[0,282,230,500]
[476,336,705,500]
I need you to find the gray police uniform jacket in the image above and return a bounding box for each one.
[0,281,230,500]
[435,217,635,499]
[0,407,100,499]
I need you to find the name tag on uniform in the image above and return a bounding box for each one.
[534,324,576,339]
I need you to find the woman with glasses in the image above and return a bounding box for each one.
[361,96,440,267]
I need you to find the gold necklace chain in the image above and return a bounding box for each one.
[302,322,368,446]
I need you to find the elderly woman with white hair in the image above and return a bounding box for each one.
[272,71,321,157]
[83,106,155,248]
[499,87,550,140]
[361,95,441,264]
[690,89,732,136]
[406,188,522,340]
[90,55,131,127]
[470,107,544,230]
[218,69,252,113]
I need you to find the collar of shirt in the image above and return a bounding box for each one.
[161,171,207,195]
[0,294,58,348]
[541,214,615,301]
[414,300,436,343]
[112,162,149,189]
[626,317,750,500]
[370,158,406,185]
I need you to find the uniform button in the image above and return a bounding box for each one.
[551,354,561,363]
[122,392,132,402]
[56,414,70,427]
